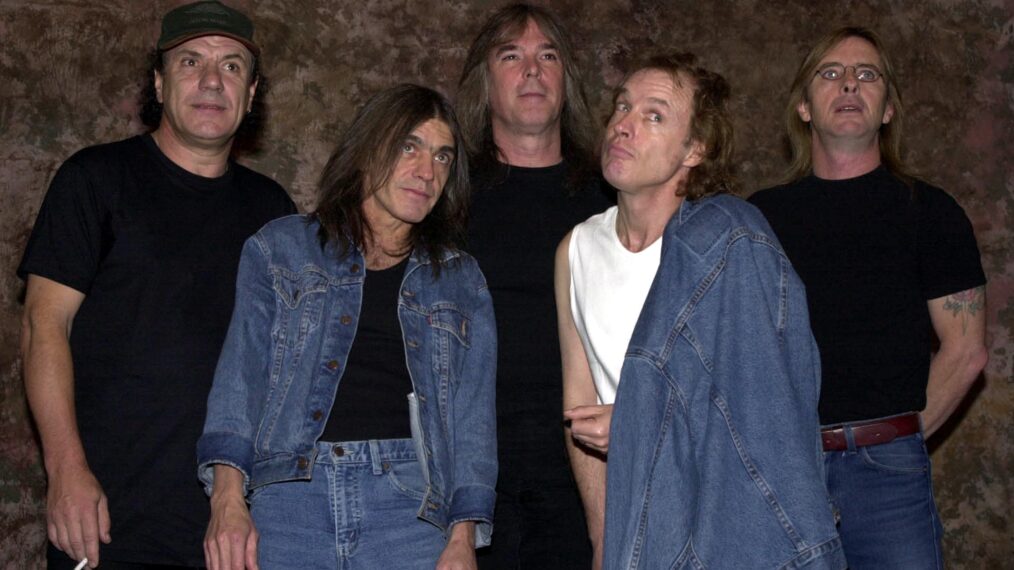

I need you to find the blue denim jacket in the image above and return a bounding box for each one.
[604,196,845,569]
[197,215,497,545]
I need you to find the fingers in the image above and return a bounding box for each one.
[246,528,260,570]
[98,495,111,543]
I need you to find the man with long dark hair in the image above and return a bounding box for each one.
[750,27,987,568]
[199,84,496,570]
[18,2,294,568]
[457,4,611,567]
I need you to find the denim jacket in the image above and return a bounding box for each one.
[604,196,845,569]
[197,215,497,545]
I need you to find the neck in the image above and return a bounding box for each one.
[810,133,883,180]
[151,126,233,178]
[614,181,686,253]
[491,121,563,167]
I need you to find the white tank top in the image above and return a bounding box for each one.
[569,206,662,404]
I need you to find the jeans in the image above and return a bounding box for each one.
[824,427,944,569]
[250,439,446,569]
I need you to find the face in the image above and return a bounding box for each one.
[797,36,894,146]
[155,35,257,150]
[486,19,565,136]
[601,69,703,195]
[363,118,456,234]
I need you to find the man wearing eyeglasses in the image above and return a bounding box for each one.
[750,27,987,568]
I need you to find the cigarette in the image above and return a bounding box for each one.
[74,559,88,570]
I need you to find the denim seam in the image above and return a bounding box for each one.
[627,384,678,569]
[712,391,806,548]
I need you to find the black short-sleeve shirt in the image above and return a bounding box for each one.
[18,134,296,565]
[750,167,985,424]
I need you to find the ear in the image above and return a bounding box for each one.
[682,139,705,168]
[154,70,164,104]
[797,98,811,123]
[882,100,895,125]
[246,78,259,113]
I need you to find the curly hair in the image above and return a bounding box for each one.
[613,53,738,199]
[314,84,470,272]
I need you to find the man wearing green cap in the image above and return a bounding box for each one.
[18,2,295,568]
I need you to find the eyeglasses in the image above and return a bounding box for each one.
[814,63,884,83]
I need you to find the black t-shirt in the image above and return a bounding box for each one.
[467,161,613,476]
[750,167,985,424]
[322,257,413,441]
[18,134,296,565]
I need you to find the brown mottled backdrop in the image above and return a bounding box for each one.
[1,0,1011,567]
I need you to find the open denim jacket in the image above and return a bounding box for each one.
[604,196,845,569]
[197,215,497,545]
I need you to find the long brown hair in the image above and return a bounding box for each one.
[456,3,598,190]
[314,84,470,271]
[782,26,912,184]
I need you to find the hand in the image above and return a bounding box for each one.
[204,494,259,570]
[564,404,613,454]
[46,463,110,569]
[436,522,476,570]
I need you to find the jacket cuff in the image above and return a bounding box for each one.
[196,431,254,496]
[448,484,496,548]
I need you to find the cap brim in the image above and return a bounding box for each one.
[159,30,260,57]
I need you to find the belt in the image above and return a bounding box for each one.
[821,413,921,451]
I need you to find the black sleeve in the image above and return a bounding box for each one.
[917,185,986,300]
[17,158,108,294]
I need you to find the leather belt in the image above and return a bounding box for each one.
[821,413,921,451]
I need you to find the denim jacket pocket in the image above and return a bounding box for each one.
[270,265,330,348]
[427,305,472,348]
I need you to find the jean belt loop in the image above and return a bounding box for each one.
[843,424,858,453]
[369,440,383,474]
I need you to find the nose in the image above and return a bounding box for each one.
[414,155,434,182]
[199,64,223,92]
[524,56,541,79]
[841,67,859,93]
[612,113,632,138]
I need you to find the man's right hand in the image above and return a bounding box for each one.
[46,463,110,569]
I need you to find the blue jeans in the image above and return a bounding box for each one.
[824,426,944,569]
[250,439,446,569]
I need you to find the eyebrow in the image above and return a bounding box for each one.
[615,89,672,108]
[406,134,455,155]
[820,60,882,69]
[172,49,249,62]
[493,41,557,57]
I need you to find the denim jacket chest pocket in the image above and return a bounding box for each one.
[270,265,332,350]
[420,303,472,391]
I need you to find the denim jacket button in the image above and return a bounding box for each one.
[340,315,353,325]
[407,339,419,348]
[326,359,340,370]
[350,264,360,273]
[333,445,345,456]
[312,410,324,421]
[418,394,426,402]
[297,457,308,470]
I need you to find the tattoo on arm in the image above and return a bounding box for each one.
[942,286,985,334]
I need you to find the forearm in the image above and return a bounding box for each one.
[922,288,988,439]
[22,308,87,474]
[565,433,606,551]
[922,343,987,438]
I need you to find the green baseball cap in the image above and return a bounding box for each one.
[158,1,259,56]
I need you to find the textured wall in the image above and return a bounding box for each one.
[1,0,1011,567]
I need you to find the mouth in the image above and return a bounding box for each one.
[606,143,633,160]
[402,187,431,200]
[834,102,864,113]
[191,103,227,112]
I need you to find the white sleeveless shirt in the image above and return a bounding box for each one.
[569,206,662,404]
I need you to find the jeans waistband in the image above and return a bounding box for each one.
[314,439,418,470]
